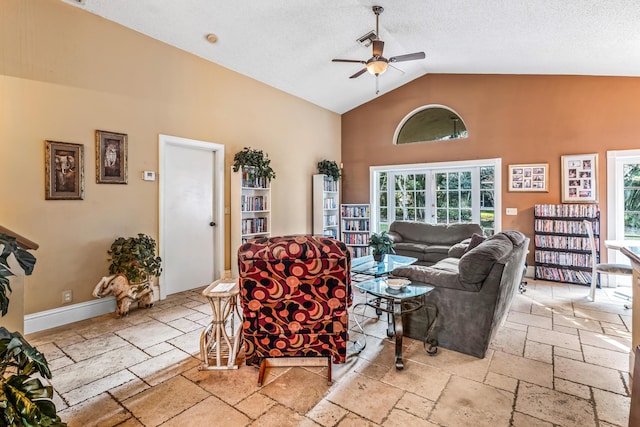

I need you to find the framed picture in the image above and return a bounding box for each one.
[96,130,128,184]
[561,153,598,203]
[45,141,84,200]
[508,163,548,192]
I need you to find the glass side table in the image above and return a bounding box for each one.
[354,277,438,370]
[199,278,243,370]
[351,254,418,277]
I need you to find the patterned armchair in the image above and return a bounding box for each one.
[238,235,351,385]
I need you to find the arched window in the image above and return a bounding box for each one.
[394,105,468,145]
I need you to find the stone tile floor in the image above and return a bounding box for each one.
[27,278,633,426]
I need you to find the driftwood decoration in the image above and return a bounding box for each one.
[93,274,154,317]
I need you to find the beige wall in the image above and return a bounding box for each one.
[0,0,341,314]
[342,74,640,264]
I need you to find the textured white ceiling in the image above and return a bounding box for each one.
[62,0,640,114]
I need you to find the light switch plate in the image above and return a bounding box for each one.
[143,171,156,181]
[506,208,518,215]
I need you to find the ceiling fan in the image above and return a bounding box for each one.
[332,6,425,92]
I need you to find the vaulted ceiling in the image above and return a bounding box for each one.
[63,0,640,114]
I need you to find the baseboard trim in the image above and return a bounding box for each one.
[24,297,116,334]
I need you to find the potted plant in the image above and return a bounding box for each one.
[317,160,341,181]
[232,147,276,181]
[108,233,162,284]
[369,231,395,262]
[0,233,66,426]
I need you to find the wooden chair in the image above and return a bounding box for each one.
[583,220,632,301]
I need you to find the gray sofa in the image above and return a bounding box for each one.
[387,221,483,266]
[392,230,529,359]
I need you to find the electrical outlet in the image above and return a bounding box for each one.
[62,290,73,304]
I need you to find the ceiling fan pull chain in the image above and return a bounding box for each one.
[376,75,380,95]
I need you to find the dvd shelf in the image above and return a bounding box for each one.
[341,203,370,258]
[231,166,271,275]
[534,203,599,286]
[313,174,340,238]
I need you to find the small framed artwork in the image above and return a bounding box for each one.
[561,153,598,203]
[96,130,128,184]
[508,163,548,192]
[45,141,84,200]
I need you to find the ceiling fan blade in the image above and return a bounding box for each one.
[388,63,406,75]
[372,40,384,58]
[332,59,366,63]
[349,68,368,79]
[389,52,426,63]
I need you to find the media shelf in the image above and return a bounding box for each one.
[313,174,340,239]
[534,204,599,286]
[231,166,271,275]
[341,203,370,258]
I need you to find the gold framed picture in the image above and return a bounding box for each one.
[45,141,85,200]
[96,130,128,184]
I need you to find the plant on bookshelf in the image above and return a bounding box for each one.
[232,147,276,180]
[317,160,341,181]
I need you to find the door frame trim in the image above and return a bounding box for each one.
[158,134,225,300]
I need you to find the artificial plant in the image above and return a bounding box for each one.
[108,234,162,283]
[232,147,276,180]
[0,233,66,426]
[369,230,395,259]
[317,160,341,181]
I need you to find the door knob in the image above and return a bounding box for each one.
[210,222,216,226]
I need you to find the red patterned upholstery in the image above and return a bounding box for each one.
[238,235,351,366]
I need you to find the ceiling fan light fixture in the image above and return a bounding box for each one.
[366,59,388,76]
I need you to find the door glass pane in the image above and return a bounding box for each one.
[395,175,405,190]
[448,210,460,222]
[436,191,447,207]
[461,209,472,221]
[460,191,471,208]
[416,192,425,207]
[460,171,472,189]
[416,175,426,190]
[416,209,425,221]
[624,164,640,239]
[436,209,447,222]
[436,173,447,190]
[448,172,459,190]
[449,192,459,208]
[380,208,388,222]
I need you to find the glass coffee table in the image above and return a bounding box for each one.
[351,254,418,277]
[353,276,438,370]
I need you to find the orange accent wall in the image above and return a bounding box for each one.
[342,74,640,263]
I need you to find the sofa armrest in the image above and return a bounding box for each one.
[393,264,482,292]
[387,231,403,243]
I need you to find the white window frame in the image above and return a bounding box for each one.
[607,149,640,264]
[369,158,502,234]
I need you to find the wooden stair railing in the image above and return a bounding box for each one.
[0,225,39,250]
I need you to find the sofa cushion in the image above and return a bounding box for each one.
[458,233,514,285]
[464,233,486,253]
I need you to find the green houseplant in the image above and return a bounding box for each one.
[369,231,395,261]
[108,234,162,283]
[317,160,341,181]
[232,147,276,181]
[0,233,66,426]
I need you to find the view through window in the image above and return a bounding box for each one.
[373,160,499,236]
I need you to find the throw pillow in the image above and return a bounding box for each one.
[464,233,486,253]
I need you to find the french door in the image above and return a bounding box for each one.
[371,159,499,235]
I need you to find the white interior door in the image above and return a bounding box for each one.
[159,135,225,298]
